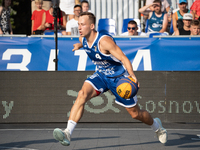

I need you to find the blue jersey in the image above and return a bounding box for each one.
[176,9,190,20]
[148,11,165,32]
[82,31,126,77]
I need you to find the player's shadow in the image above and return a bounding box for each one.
[73,136,159,150]
[165,133,200,148]
[73,133,200,150]
[76,143,159,150]
[76,141,159,150]
[1,133,199,149]
[0,139,56,149]
[73,136,120,141]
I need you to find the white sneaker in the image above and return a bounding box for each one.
[53,128,71,146]
[154,118,168,144]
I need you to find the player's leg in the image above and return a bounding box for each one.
[126,104,168,144]
[53,73,107,146]
[62,12,67,28]
[53,82,97,146]
[126,104,153,125]
[69,81,97,123]
[107,73,168,144]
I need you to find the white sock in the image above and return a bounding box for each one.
[66,120,77,135]
[151,119,159,132]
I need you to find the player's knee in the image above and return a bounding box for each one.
[77,90,88,102]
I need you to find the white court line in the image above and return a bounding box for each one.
[0,146,38,150]
[0,128,200,131]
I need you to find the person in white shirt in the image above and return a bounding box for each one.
[120,20,146,36]
[62,5,82,35]
[59,0,80,28]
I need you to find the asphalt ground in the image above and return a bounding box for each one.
[0,123,200,150]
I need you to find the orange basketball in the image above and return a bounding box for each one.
[116,77,138,99]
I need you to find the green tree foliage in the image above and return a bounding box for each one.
[12,0,31,35]
[0,0,31,35]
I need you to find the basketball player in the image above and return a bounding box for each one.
[53,12,167,146]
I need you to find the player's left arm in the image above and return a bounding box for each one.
[100,36,138,83]
[72,36,83,51]
[159,14,168,33]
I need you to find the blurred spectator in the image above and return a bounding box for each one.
[31,0,51,13]
[81,0,91,12]
[120,20,146,36]
[198,24,200,35]
[0,0,13,34]
[62,4,82,35]
[172,0,194,32]
[190,20,200,35]
[139,0,168,33]
[174,13,192,35]
[42,5,63,31]
[190,0,200,21]
[142,0,170,20]
[60,0,80,29]
[31,0,46,34]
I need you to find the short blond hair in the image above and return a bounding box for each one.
[80,12,96,25]
[35,0,43,3]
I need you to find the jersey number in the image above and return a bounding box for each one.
[95,54,102,60]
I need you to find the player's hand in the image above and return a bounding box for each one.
[152,3,157,6]
[128,75,140,88]
[152,3,160,8]
[45,23,51,27]
[72,43,82,51]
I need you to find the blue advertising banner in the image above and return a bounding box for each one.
[0,36,200,71]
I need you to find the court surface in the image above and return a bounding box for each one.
[0,123,200,150]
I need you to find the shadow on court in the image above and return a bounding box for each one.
[0,137,158,150]
[73,133,200,150]
[165,133,200,148]
[73,136,120,141]
[0,133,200,150]
[0,139,56,149]
[0,123,200,150]
[76,142,159,150]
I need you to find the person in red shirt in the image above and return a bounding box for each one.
[42,5,63,31]
[198,24,200,35]
[190,0,200,21]
[43,6,54,30]
[31,0,45,34]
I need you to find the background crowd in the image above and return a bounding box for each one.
[0,0,200,36]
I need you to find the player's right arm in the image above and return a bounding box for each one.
[172,13,178,32]
[72,36,83,51]
[139,4,153,14]
[99,36,138,84]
